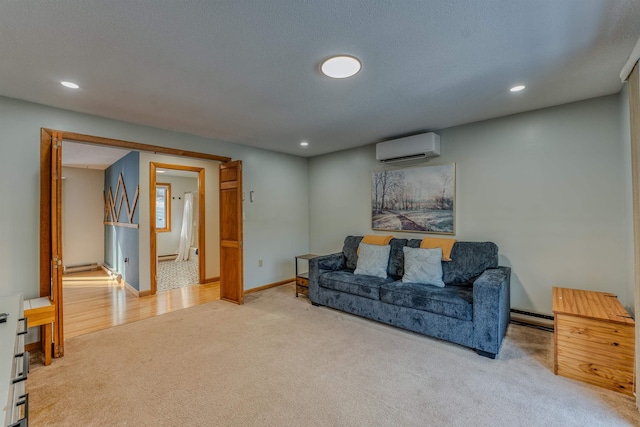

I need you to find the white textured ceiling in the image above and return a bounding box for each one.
[2,1,639,157]
[62,141,130,170]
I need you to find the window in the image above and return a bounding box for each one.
[156,183,171,232]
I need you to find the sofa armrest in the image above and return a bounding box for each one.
[309,253,345,304]
[472,267,511,357]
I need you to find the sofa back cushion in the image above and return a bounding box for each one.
[407,240,498,285]
[387,238,408,278]
[343,236,363,270]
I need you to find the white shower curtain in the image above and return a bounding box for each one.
[176,193,193,261]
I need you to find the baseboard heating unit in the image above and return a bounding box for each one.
[63,263,99,274]
[510,309,554,332]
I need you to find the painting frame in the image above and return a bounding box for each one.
[371,163,455,235]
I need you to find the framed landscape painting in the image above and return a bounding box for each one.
[371,163,455,234]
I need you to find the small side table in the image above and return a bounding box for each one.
[295,254,318,297]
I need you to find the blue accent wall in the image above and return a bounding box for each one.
[104,151,140,290]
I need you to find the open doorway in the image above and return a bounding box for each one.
[151,164,206,293]
[41,129,243,357]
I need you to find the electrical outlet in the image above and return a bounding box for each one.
[258,259,263,267]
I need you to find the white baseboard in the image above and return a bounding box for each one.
[101,263,140,297]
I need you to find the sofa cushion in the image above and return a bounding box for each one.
[387,238,408,278]
[407,240,498,285]
[380,281,473,321]
[402,247,444,287]
[343,236,364,270]
[319,270,393,300]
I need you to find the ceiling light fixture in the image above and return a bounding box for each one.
[157,169,166,173]
[321,55,361,79]
[510,85,526,92]
[300,141,309,147]
[61,81,80,89]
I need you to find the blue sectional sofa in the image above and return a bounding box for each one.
[308,236,511,358]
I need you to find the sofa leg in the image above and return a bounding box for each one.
[476,350,497,359]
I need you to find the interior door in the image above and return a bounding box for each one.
[219,161,244,304]
[50,130,64,357]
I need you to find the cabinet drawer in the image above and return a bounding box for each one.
[556,315,634,356]
[9,381,26,426]
[1,295,25,427]
[296,277,309,287]
[556,353,634,394]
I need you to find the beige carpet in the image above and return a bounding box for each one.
[28,283,640,426]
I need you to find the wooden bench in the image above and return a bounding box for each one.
[24,297,55,366]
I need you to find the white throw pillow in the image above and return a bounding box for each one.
[402,247,445,287]
[354,243,391,278]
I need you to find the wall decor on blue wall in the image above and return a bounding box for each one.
[104,172,140,227]
[104,151,140,290]
[372,163,455,234]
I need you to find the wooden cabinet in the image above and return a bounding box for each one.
[553,287,635,396]
[295,254,318,297]
[1,294,28,427]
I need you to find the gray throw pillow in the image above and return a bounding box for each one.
[354,243,391,278]
[402,247,445,287]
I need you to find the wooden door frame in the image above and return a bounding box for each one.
[150,163,206,295]
[40,128,233,357]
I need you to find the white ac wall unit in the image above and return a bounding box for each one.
[375,132,440,163]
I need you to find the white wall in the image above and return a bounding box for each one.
[241,148,310,289]
[0,95,309,299]
[309,95,631,314]
[61,167,104,267]
[156,175,199,256]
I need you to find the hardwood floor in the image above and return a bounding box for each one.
[63,270,220,339]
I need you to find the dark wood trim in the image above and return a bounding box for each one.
[40,129,52,298]
[46,129,232,163]
[204,276,220,284]
[244,278,294,294]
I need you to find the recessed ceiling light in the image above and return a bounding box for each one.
[510,85,526,92]
[321,55,361,79]
[300,141,309,147]
[61,81,80,89]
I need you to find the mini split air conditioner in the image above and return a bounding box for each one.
[375,132,440,163]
